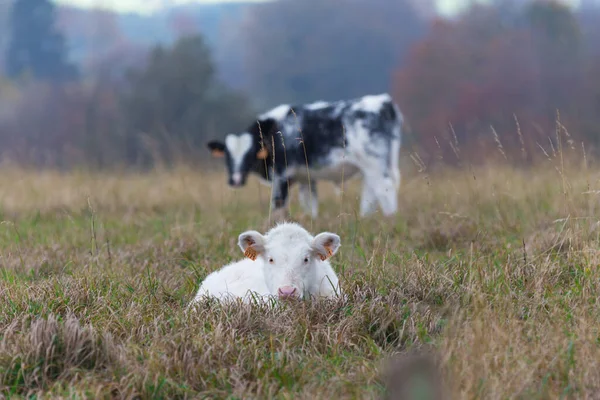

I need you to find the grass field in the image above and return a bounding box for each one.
[0,152,599,399]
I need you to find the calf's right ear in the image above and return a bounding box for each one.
[238,230,266,261]
[312,232,341,261]
[207,141,226,157]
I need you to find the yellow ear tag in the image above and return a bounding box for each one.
[244,247,258,261]
[256,148,269,160]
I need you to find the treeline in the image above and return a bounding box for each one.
[393,0,600,165]
[0,0,599,169]
[0,0,256,168]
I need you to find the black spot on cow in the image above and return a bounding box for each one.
[288,105,349,166]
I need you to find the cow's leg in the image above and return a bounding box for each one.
[356,132,401,217]
[389,137,402,191]
[379,136,402,216]
[360,166,398,217]
[298,181,318,218]
[372,173,398,216]
[270,175,293,221]
[333,185,343,197]
[359,180,378,217]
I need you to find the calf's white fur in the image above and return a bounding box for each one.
[189,222,343,305]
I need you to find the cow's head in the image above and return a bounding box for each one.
[207,119,276,187]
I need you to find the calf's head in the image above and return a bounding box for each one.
[237,223,341,299]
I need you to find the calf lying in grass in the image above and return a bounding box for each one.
[189,222,343,305]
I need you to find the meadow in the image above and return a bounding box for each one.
[0,145,599,399]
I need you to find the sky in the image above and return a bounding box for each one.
[53,0,581,16]
[54,0,268,14]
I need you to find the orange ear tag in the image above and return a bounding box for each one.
[211,149,225,157]
[245,247,258,260]
[320,247,334,261]
[256,148,269,160]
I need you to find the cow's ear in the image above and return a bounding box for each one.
[312,232,341,261]
[256,147,269,160]
[207,141,226,157]
[238,230,266,261]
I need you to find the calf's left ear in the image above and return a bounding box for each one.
[312,232,341,261]
[238,230,266,261]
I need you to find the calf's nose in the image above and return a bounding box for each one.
[277,286,298,299]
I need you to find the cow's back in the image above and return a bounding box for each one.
[271,93,401,173]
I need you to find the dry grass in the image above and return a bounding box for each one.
[0,153,599,399]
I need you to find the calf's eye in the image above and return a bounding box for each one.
[303,257,309,263]
[269,258,274,264]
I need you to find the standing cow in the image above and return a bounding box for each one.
[207,93,403,218]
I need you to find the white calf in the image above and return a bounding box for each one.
[189,222,343,305]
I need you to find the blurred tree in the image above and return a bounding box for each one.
[393,0,590,165]
[0,0,14,71]
[525,0,583,121]
[239,0,426,108]
[167,11,199,39]
[577,2,600,147]
[121,34,254,166]
[579,1,600,57]
[5,0,78,82]
[0,75,22,128]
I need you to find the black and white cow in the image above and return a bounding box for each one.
[207,93,403,217]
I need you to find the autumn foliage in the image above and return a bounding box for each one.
[393,1,600,166]
[1,0,600,169]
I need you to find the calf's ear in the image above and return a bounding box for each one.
[238,230,266,261]
[312,232,341,261]
[207,141,226,157]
